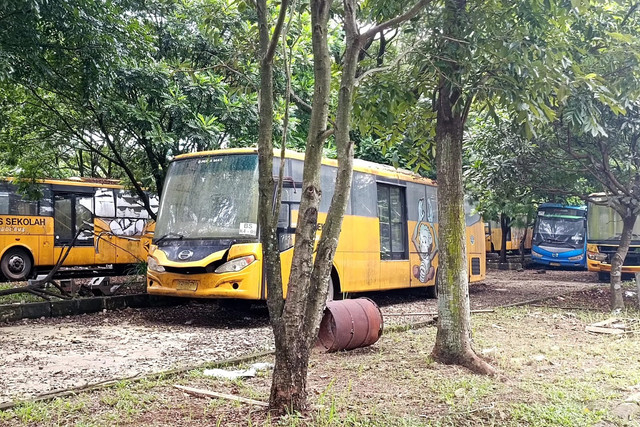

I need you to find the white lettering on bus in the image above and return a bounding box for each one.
[0,217,46,226]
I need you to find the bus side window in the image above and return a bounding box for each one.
[54,195,74,242]
[277,204,290,229]
[377,184,408,260]
[351,172,377,217]
[0,191,8,214]
[277,204,294,252]
[76,196,94,242]
[95,189,115,217]
[39,186,53,216]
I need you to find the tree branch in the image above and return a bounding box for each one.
[360,0,431,43]
[265,0,291,63]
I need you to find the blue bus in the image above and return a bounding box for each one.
[531,203,587,268]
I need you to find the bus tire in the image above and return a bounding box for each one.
[425,269,438,299]
[326,270,343,304]
[1,247,33,281]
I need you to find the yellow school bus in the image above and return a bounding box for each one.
[0,178,157,281]
[147,148,485,300]
[586,197,640,281]
[484,220,532,253]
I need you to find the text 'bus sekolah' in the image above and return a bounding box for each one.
[0,178,157,281]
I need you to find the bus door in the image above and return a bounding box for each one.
[378,182,411,290]
[53,192,96,267]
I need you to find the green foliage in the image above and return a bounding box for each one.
[0,0,262,195]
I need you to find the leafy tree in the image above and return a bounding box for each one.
[256,0,429,414]
[0,0,261,215]
[349,0,611,373]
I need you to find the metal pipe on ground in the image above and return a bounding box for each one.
[317,298,383,352]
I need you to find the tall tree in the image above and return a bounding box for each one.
[256,0,429,414]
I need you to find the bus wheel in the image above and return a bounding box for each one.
[326,274,343,304]
[1,248,33,281]
[425,269,438,299]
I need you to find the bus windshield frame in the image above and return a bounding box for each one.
[154,154,260,242]
[533,208,586,249]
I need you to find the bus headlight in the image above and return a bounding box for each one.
[531,250,543,258]
[568,254,583,261]
[147,256,165,273]
[587,251,607,262]
[215,255,256,273]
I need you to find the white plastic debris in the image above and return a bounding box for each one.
[203,362,274,380]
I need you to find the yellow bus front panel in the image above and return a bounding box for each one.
[147,242,264,299]
[587,243,640,274]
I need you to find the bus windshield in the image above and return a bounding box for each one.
[534,216,585,248]
[588,202,640,242]
[154,154,259,241]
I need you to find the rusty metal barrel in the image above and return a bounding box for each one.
[317,298,384,352]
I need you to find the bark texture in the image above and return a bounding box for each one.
[499,213,508,263]
[431,0,495,376]
[609,213,637,311]
[267,0,333,413]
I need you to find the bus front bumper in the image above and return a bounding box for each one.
[531,257,585,268]
[586,259,640,274]
[146,261,263,300]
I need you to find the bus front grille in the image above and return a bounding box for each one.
[597,246,640,267]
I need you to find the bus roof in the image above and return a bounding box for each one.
[538,202,586,211]
[4,177,125,189]
[173,148,436,185]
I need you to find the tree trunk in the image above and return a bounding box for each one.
[266,0,331,415]
[499,213,508,263]
[431,0,494,376]
[258,0,430,414]
[609,213,637,311]
[520,225,528,266]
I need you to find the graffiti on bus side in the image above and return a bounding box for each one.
[412,198,438,283]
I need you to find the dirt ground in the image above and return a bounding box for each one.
[0,268,621,408]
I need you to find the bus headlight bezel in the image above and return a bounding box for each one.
[587,251,607,262]
[215,255,256,274]
[531,250,543,258]
[147,256,165,273]
[568,254,583,261]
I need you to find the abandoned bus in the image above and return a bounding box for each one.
[146,148,485,300]
[484,219,532,254]
[531,203,587,268]
[0,178,157,281]
[586,197,640,281]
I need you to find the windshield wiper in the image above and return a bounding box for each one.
[154,232,185,244]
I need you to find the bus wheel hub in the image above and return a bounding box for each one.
[8,255,25,273]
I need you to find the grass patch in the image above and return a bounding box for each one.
[0,283,43,304]
[1,304,639,426]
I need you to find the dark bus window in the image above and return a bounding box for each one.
[377,184,408,260]
[39,186,53,216]
[54,196,74,242]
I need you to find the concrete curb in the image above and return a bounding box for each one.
[0,294,183,322]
